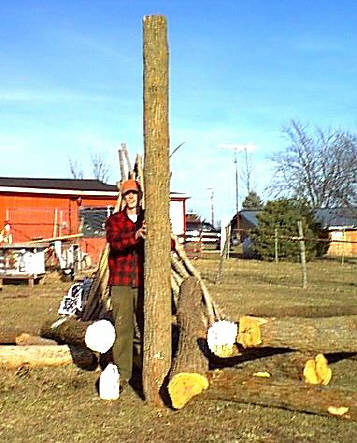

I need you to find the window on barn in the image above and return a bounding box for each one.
[79,207,114,238]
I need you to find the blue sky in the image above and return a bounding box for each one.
[1,1,356,222]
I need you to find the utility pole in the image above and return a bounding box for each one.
[207,188,215,226]
[218,143,256,243]
[234,149,239,214]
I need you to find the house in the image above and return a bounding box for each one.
[314,208,357,257]
[0,177,189,265]
[231,207,357,257]
[230,210,259,242]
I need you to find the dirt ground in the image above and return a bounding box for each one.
[0,256,356,442]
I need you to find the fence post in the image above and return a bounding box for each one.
[274,228,278,263]
[341,228,345,266]
[297,221,307,289]
[216,227,230,284]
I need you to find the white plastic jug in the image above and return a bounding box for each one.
[99,363,120,400]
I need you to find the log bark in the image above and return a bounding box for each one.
[237,315,357,353]
[142,14,172,407]
[204,369,357,421]
[168,277,209,409]
[0,344,97,369]
[40,317,92,347]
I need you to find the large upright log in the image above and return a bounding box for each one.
[142,15,172,406]
[237,315,357,353]
[168,277,209,409]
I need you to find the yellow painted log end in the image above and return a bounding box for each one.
[303,354,332,385]
[237,316,263,348]
[168,372,209,409]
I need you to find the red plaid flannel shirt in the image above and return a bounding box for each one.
[105,209,144,287]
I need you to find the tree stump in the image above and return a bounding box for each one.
[168,277,209,409]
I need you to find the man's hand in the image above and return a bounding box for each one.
[135,221,147,240]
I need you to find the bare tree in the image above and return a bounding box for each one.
[269,120,357,208]
[68,158,84,179]
[91,152,110,183]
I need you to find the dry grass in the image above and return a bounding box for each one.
[1,255,357,442]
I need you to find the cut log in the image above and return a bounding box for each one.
[168,277,209,409]
[205,369,357,421]
[15,333,58,346]
[228,350,333,385]
[40,317,92,347]
[0,344,97,369]
[237,315,357,353]
[236,304,357,319]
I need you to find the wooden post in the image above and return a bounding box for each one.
[142,15,172,406]
[274,228,278,263]
[53,208,58,238]
[297,221,307,289]
[118,149,126,182]
[341,228,345,266]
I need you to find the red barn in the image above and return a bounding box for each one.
[0,177,188,265]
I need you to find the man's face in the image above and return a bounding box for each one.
[123,191,138,209]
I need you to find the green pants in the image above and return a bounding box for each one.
[110,286,143,382]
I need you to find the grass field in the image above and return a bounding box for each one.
[0,255,356,442]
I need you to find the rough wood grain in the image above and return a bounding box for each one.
[142,14,172,407]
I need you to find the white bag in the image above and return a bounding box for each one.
[85,320,116,354]
[99,363,120,400]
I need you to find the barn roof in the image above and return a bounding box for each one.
[240,210,260,227]
[314,208,357,229]
[0,177,117,192]
[0,177,189,199]
[231,207,357,230]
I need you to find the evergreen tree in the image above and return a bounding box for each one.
[242,191,264,209]
[251,199,321,261]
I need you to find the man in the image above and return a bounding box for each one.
[105,178,146,393]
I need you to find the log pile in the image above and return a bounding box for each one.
[166,306,357,419]
[5,143,354,421]
[163,273,357,420]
